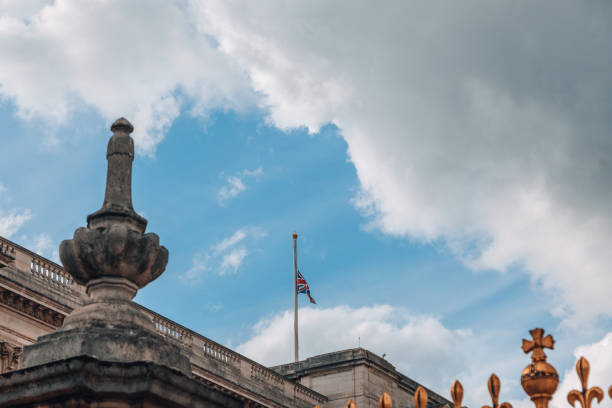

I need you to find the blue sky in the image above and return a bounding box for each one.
[1,1,612,407]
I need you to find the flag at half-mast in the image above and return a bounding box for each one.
[296,270,316,304]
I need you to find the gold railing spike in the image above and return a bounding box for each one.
[415,386,428,408]
[346,399,357,408]
[482,374,512,408]
[451,380,463,408]
[608,385,612,400]
[567,357,603,408]
[379,392,392,408]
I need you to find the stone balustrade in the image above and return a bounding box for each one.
[139,306,327,408]
[30,257,72,291]
[0,236,78,296]
[201,338,240,365]
[152,315,192,344]
[0,239,16,259]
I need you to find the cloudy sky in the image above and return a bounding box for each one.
[1,0,611,406]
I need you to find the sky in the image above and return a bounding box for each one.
[1,0,612,406]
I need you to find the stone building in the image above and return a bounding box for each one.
[0,118,450,407]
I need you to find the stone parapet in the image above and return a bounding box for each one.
[273,348,451,408]
[0,236,87,312]
[142,305,328,408]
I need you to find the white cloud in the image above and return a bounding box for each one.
[0,0,50,20]
[218,167,263,204]
[214,229,247,252]
[0,182,32,238]
[218,176,246,203]
[183,226,265,282]
[0,0,254,155]
[194,1,612,326]
[219,247,247,275]
[2,1,612,326]
[0,208,31,238]
[31,232,59,262]
[237,305,476,396]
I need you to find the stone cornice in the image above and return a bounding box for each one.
[0,324,36,344]
[0,276,74,316]
[0,286,65,329]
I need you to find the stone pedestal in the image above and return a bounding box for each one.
[0,356,242,408]
[21,276,192,376]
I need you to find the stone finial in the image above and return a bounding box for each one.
[87,117,146,232]
[59,118,168,295]
[110,117,134,133]
[22,117,190,378]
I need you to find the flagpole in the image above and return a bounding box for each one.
[292,232,299,362]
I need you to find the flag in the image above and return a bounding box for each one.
[296,270,316,304]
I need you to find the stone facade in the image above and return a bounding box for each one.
[274,349,449,408]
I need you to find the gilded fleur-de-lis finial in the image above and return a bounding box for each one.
[522,328,555,362]
[482,374,512,408]
[608,385,612,400]
[346,399,357,408]
[379,392,392,408]
[415,386,428,408]
[451,380,464,408]
[567,357,603,408]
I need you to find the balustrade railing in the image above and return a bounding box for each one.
[30,257,71,291]
[0,239,16,260]
[0,236,76,293]
[201,338,239,364]
[138,305,326,407]
[152,315,192,344]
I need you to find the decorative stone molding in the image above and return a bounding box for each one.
[0,241,15,268]
[0,341,22,373]
[60,118,168,289]
[0,288,64,327]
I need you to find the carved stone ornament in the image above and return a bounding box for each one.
[0,341,23,373]
[60,118,168,292]
[21,118,190,377]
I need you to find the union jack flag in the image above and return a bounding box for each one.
[296,270,316,304]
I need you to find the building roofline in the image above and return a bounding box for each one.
[272,347,451,406]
